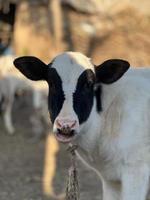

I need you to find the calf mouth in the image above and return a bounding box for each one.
[55,128,76,143]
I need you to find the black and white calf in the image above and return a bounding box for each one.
[14,52,150,200]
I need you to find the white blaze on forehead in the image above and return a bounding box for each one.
[51,52,94,127]
[51,52,94,85]
[67,52,94,70]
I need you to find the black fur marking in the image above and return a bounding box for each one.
[47,67,65,123]
[13,56,48,81]
[94,85,102,113]
[95,59,130,84]
[73,69,95,124]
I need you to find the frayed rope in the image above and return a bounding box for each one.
[66,144,80,200]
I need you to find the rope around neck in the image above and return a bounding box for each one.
[66,144,80,200]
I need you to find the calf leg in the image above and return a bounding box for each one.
[3,100,15,135]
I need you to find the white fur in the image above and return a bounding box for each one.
[76,72,150,200]
[51,52,150,200]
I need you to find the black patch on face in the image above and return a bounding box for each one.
[47,67,65,123]
[73,69,95,124]
[94,85,102,113]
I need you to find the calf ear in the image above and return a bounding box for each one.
[95,59,130,84]
[13,56,48,81]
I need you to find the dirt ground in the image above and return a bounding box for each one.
[0,95,102,200]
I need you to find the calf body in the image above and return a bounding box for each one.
[76,75,150,200]
[14,52,150,200]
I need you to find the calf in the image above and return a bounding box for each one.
[14,52,150,200]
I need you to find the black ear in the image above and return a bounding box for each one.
[13,56,49,81]
[95,59,130,84]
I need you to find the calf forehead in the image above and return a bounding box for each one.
[51,52,94,85]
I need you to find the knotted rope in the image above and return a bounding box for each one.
[66,144,80,200]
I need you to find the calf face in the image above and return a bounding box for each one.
[14,52,130,143]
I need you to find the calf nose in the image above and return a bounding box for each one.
[56,119,77,129]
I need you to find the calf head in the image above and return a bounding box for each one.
[14,52,130,143]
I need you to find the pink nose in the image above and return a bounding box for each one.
[56,119,77,129]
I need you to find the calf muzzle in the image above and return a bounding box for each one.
[54,119,77,143]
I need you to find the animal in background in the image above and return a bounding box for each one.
[0,74,50,136]
[0,75,32,134]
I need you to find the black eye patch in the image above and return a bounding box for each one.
[47,68,65,123]
[73,69,95,124]
[76,70,95,89]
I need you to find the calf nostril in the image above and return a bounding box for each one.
[57,128,61,134]
[70,120,77,128]
[56,119,62,128]
[70,130,75,136]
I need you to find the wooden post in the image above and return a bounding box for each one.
[49,0,63,52]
